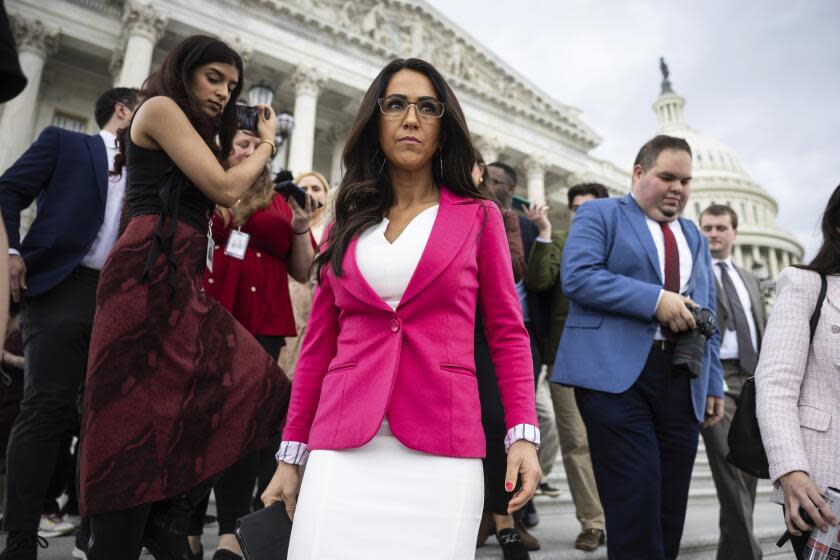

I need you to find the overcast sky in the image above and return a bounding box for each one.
[426,0,840,258]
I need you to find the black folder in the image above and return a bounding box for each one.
[234,502,293,560]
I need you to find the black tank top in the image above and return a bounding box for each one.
[124,133,213,231]
[124,130,214,294]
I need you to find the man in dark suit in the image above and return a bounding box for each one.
[699,204,767,560]
[553,135,724,559]
[0,87,137,559]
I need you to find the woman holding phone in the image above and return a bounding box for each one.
[78,36,291,559]
[279,171,331,379]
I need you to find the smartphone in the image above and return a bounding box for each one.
[511,194,530,213]
[235,105,270,132]
[274,179,323,209]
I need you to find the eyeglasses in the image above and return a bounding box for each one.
[377,95,445,119]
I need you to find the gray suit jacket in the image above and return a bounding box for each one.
[715,263,767,348]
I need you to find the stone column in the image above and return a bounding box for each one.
[287,65,327,176]
[732,243,744,268]
[114,2,167,88]
[742,245,754,269]
[523,156,547,205]
[751,245,763,276]
[327,125,348,187]
[781,251,791,269]
[0,17,58,171]
[767,248,780,279]
[475,136,504,164]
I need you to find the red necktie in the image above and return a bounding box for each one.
[660,222,680,341]
[660,222,680,294]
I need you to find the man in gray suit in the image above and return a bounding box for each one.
[699,204,767,559]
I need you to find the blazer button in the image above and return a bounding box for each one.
[251,286,257,292]
[835,361,840,373]
[390,319,400,333]
[208,278,214,284]
[832,323,840,333]
[256,252,262,258]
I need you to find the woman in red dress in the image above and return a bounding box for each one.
[278,171,330,378]
[78,36,291,559]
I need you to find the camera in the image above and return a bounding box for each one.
[272,170,323,209]
[672,304,716,378]
[235,104,269,133]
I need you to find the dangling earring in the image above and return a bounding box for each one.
[438,150,444,177]
[379,156,387,175]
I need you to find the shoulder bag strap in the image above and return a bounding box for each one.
[809,273,828,344]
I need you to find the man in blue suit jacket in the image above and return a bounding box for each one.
[0,87,137,559]
[551,135,724,560]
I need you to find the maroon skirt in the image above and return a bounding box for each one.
[79,215,291,516]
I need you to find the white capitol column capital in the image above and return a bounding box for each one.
[564,170,594,188]
[524,156,548,174]
[291,65,328,97]
[0,17,59,171]
[114,2,167,88]
[523,156,548,205]
[223,35,254,64]
[475,136,504,164]
[11,16,59,58]
[122,2,168,42]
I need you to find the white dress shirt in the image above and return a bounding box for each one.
[277,204,540,465]
[80,130,126,270]
[641,214,693,340]
[712,257,759,360]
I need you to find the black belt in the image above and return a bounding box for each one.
[73,266,101,280]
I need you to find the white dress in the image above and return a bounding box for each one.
[287,205,484,559]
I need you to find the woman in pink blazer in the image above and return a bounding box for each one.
[756,186,840,558]
[261,58,540,559]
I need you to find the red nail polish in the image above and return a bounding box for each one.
[505,482,513,492]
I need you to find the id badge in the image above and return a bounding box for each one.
[224,229,250,260]
[205,237,215,272]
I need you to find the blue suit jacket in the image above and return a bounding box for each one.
[0,126,108,296]
[550,194,723,422]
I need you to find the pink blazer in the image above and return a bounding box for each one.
[282,186,537,458]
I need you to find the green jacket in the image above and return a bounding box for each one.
[524,230,568,366]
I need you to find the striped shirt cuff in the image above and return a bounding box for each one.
[275,441,309,465]
[504,423,541,453]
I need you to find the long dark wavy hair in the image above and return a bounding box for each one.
[317,58,485,278]
[113,35,244,175]
[796,184,840,275]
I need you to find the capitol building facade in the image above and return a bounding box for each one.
[1,0,803,276]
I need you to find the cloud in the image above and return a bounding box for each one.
[427,0,840,258]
